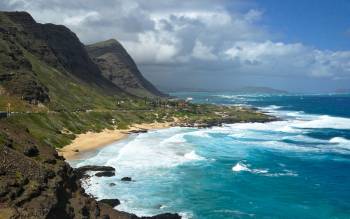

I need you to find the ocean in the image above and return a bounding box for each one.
[70,92,350,219]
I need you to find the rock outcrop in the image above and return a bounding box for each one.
[99,199,121,207]
[121,177,132,182]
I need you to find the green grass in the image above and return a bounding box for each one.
[5,102,272,148]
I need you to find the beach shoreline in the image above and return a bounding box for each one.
[58,121,174,160]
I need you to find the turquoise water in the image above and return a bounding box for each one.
[71,93,350,219]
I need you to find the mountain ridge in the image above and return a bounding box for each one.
[86,39,165,97]
[0,11,164,112]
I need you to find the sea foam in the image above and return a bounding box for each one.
[184,150,205,161]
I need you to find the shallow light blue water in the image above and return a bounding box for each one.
[71,92,350,219]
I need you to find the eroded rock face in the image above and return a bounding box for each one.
[0,22,50,104]
[0,11,122,106]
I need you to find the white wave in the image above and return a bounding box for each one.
[186,130,211,138]
[330,137,350,144]
[292,115,350,130]
[184,150,205,161]
[260,140,319,153]
[329,137,350,150]
[159,205,167,209]
[87,128,207,174]
[213,94,245,100]
[232,162,250,172]
[265,170,298,177]
[160,132,186,144]
[232,162,268,174]
[226,121,303,135]
[232,162,297,177]
[261,105,282,110]
[179,211,194,219]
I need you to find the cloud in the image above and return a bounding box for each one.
[224,41,350,78]
[1,0,349,92]
[63,11,100,26]
[192,41,217,61]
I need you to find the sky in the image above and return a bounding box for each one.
[1,0,349,93]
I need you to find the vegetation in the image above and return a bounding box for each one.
[4,101,272,148]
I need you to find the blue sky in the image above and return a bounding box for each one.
[1,0,350,93]
[259,0,350,50]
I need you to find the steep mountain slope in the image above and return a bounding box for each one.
[86,39,165,98]
[0,11,130,111]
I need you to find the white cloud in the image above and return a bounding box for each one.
[192,41,217,61]
[224,41,350,78]
[123,31,180,64]
[63,11,100,26]
[225,41,305,63]
[1,0,349,92]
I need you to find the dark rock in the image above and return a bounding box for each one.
[73,149,79,152]
[101,215,110,219]
[109,183,116,186]
[43,158,56,164]
[23,145,39,157]
[81,206,89,216]
[147,213,182,219]
[95,171,115,177]
[99,199,120,207]
[94,205,100,217]
[121,177,132,181]
[3,138,13,148]
[46,169,56,178]
[128,129,148,134]
[75,165,115,179]
[76,165,115,173]
[0,184,9,197]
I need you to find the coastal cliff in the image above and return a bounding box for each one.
[86,39,165,98]
[0,11,274,219]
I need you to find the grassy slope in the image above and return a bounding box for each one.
[1,43,272,149]
[6,103,272,148]
[0,12,273,150]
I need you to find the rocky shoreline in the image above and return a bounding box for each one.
[66,115,277,219]
[0,113,276,218]
[0,121,181,219]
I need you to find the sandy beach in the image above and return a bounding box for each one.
[58,122,174,160]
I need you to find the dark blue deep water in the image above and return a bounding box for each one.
[73,93,350,219]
